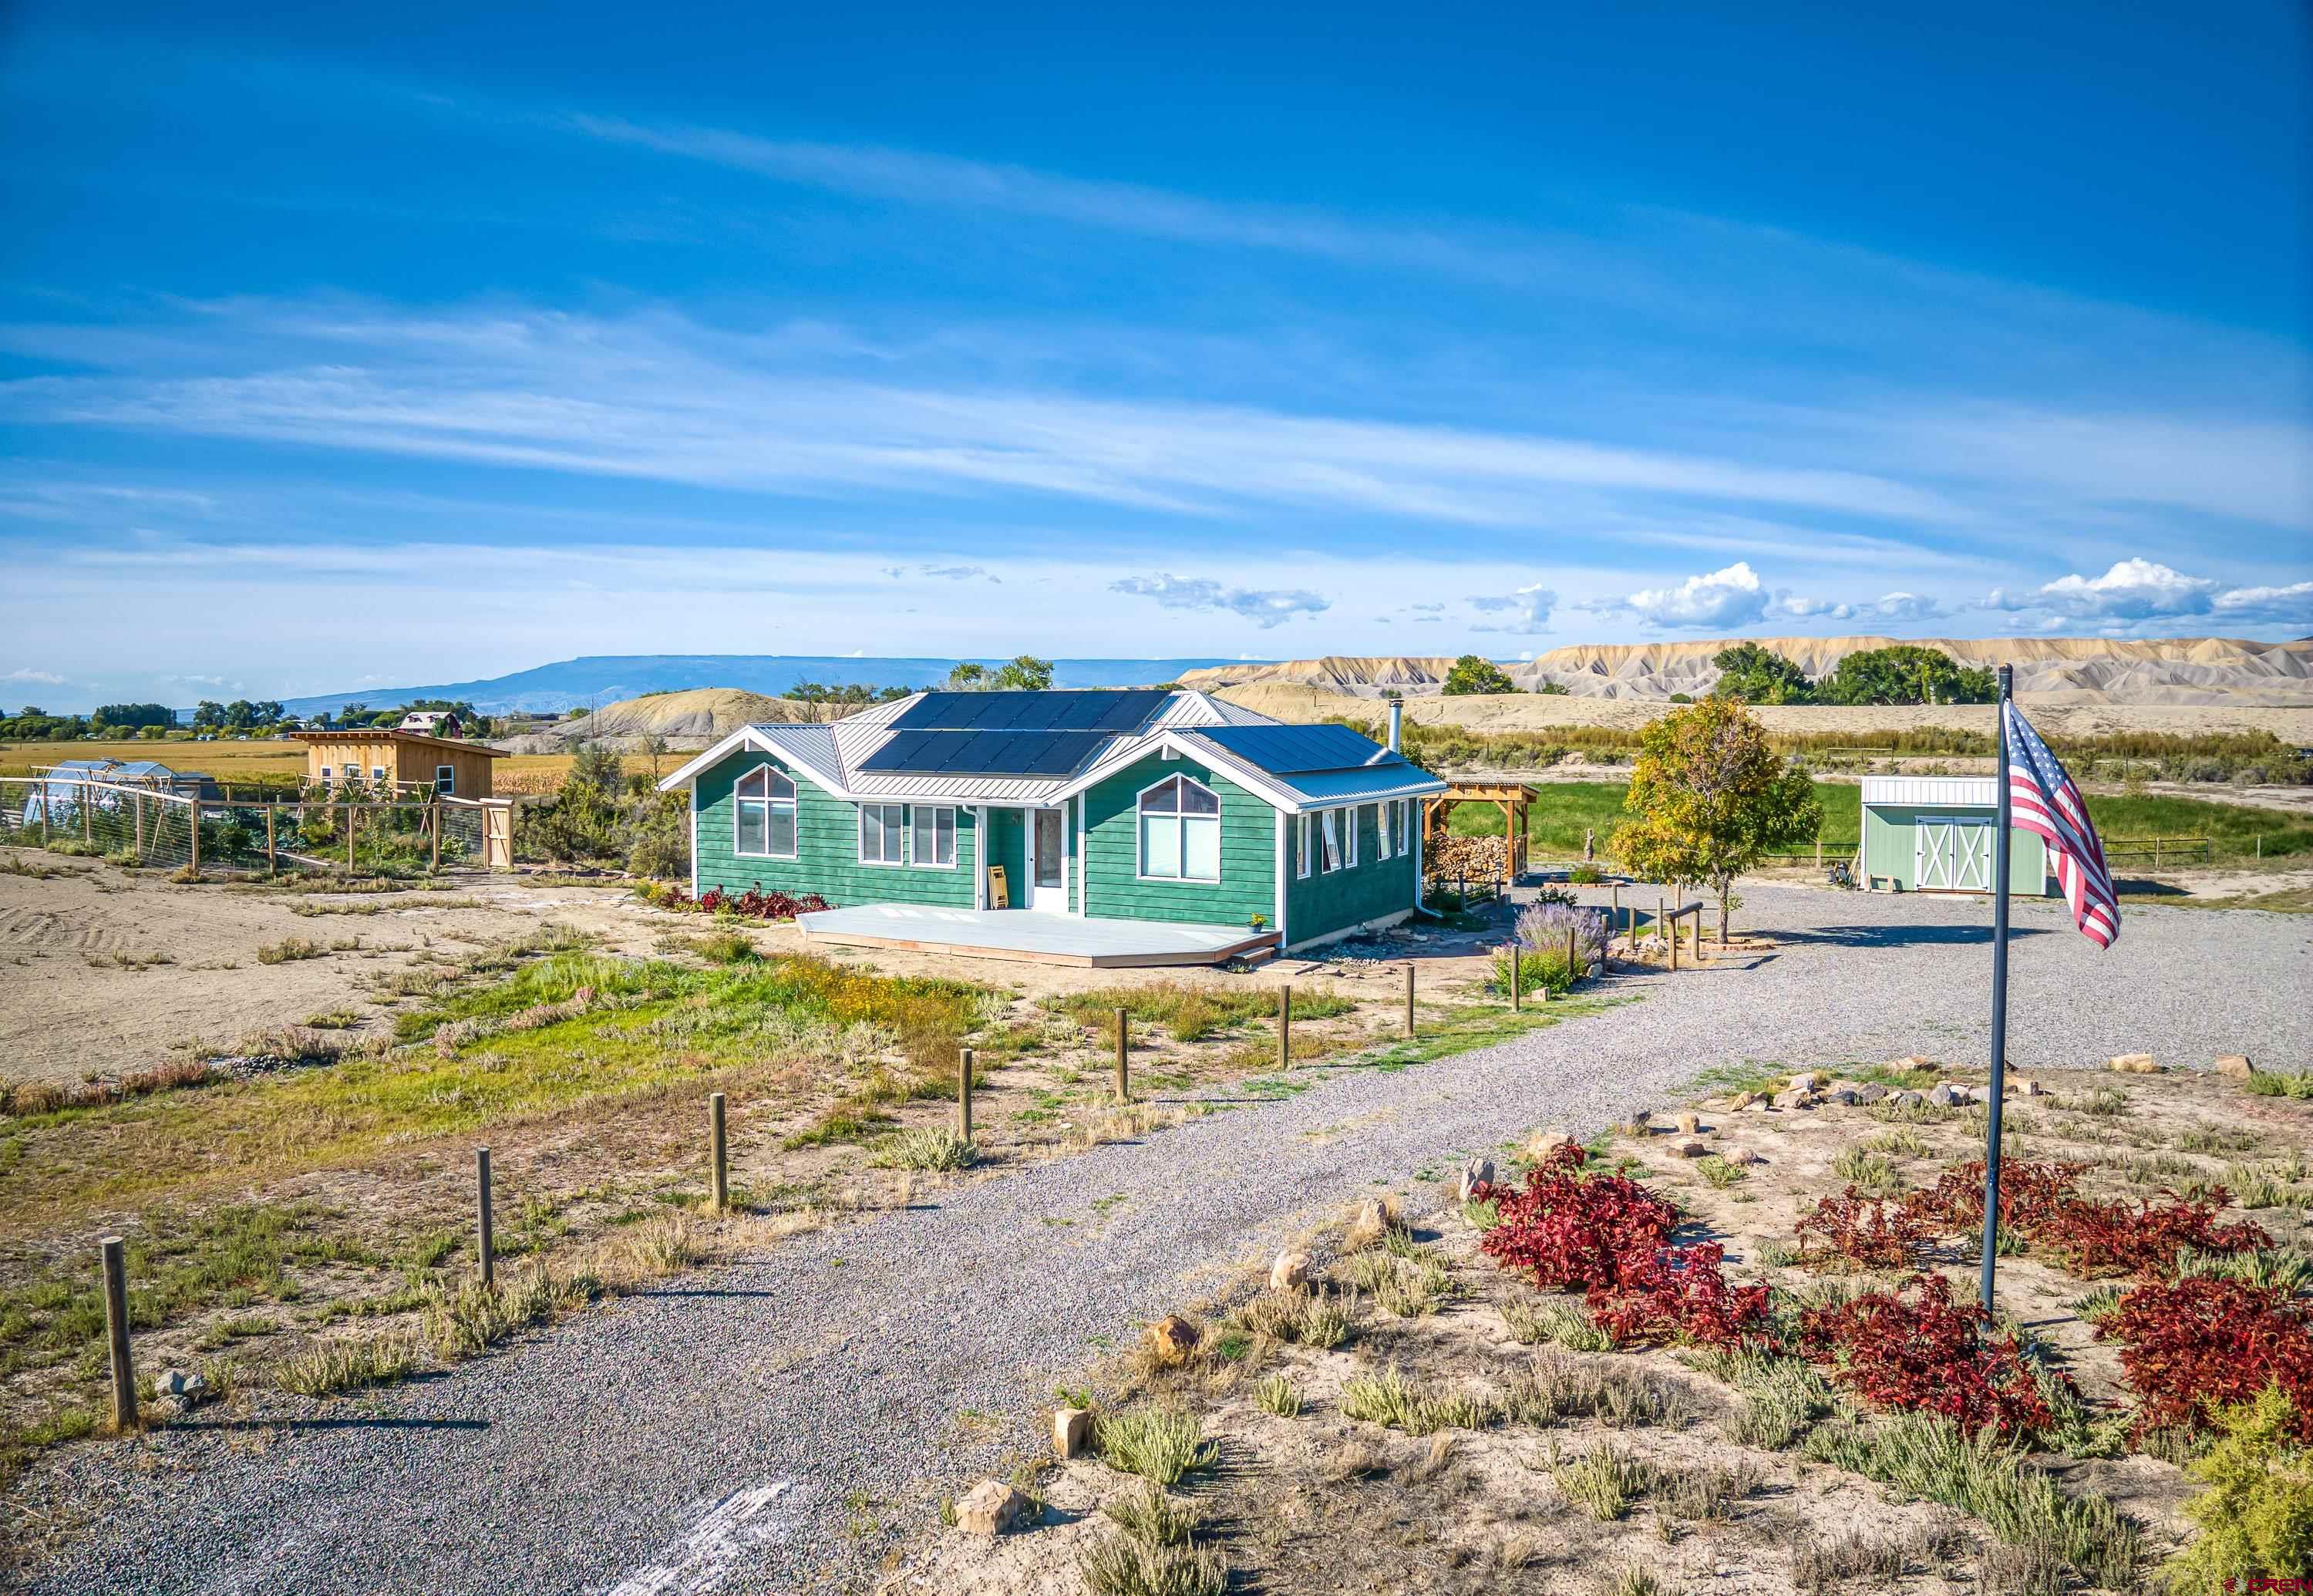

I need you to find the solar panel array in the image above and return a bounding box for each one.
[887,689,1170,735]
[1194,723,1398,775]
[858,728,1117,778]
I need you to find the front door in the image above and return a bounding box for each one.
[1025,807,1066,911]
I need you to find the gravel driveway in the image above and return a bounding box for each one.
[20,886,2310,1595]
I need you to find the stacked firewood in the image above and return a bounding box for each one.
[1423,833,1510,885]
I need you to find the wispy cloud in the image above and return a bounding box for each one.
[3,667,67,685]
[1468,583,1557,634]
[1110,572,1329,628]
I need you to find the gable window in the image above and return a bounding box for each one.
[435,764,456,796]
[1343,806,1360,867]
[1138,775,1220,881]
[1318,809,1342,874]
[1295,813,1311,878]
[736,766,797,858]
[857,802,905,865]
[911,805,956,867]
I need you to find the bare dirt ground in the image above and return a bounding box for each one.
[894,1064,2311,1596]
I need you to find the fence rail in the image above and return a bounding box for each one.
[1,776,513,877]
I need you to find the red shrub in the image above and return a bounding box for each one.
[1587,1241,1771,1351]
[1476,1143,1677,1294]
[1907,1159,2084,1231]
[1795,1187,1934,1270]
[2029,1190,2270,1280]
[1797,1274,2067,1439]
[688,887,833,921]
[2098,1276,2313,1436]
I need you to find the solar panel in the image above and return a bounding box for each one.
[1194,723,1397,775]
[857,729,1114,778]
[888,689,1168,735]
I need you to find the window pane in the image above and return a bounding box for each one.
[1320,810,1340,872]
[737,801,766,856]
[913,807,934,862]
[937,807,954,864]
[1142,813,1180,877]
[1180,781,1218,816]
[1140,778,1178,815]
[768,804,796,857]
[766,769,794,800]
[882,806,904,861]
[736,769,766,799]
[1183,815,1220,880]
[859,805,878,860]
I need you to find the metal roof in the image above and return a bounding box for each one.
[1171,732,1446,810]
[1860,775,1998,808]
[1194,722,1401,775]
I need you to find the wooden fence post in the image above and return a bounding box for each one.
[188,801,200,874]
[709,1093,729,1210]
[82,786,92,844]
[345,804,355,871]
[101,1237,135,1433]
[1114,1008,1130,1104]
[1507,941,1520,1010]
[1566,927,1577,987]
[1279,984,1292,1069]
[1403,964,1416,1039]
[1669,911,1679,972]
[1816,836,1823,870]
[133,793,143,861]
[266,806,277,874]
[476,1148,495,1288]
[430,803,442,874]
[957,1047,974,1143]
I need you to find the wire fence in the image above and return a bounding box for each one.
[0,776,515,877]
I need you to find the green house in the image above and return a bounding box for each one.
[657,689,1448,965]
[1860,776,2050,894]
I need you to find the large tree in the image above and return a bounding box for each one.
[1817,645,1995,706]
[1711,641,1813,705]
[1442,655,1517,695]
[1609,695,1822,941]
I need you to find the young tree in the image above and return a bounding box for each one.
[1609,695,1822,942]
[1442,655,1517,695]
[1817,645,1994,705]
[990,655,1055,691]
[1711,642,1813,704]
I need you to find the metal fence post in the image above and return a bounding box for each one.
[1279,984,1292,1069]
[265,806,277,874]
[709,1093,729,1210]
[1669,911,1679,972]
[1402,964,1415,1039]
[476,1148,495,1288]
[101,1237,136,1433]
[957,1047,974,1143]
[1565,926,1577,987]
[1114,1008,1130,1104]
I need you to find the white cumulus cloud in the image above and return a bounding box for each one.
[1983,558,2308,628]
[1591,561,1769,629]
[1110,572,1329,628]
[1468,582,1557,634]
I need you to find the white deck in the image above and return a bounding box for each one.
[795,904,1279,967]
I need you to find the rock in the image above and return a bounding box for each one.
[1146,1314,1201,1365]
[1623,1108,1653,1136]
[1347,1196,1402,1249]
[151,1368,209,1416]
[1927,1083,1960,1108]
[2109,1053,2160,1074]
[1772,1089,1814,1111]
[1853,1083,1888,1105]
[2014,1076,2045,1097]
[2217,1055,2255,1079]
[955,1479,1027,1537]
[1728,1146,1761,1166]
[1822,1088,1860,1106]
[1052,1407,1093,1460]
[1891,1089,1925,1109]
[1725,1091,1756,1112]
[1270,1251,1312,1291]
[1526,1126,1573,1160]
[1675,1112,1703,1135]
[1456,1157,1496,1202]
[1889,1055,1931,1072]
[1676,1139,1709,1158]
[1741,1096,1772,1113]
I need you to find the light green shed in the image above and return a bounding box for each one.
[1860,776,2049,895]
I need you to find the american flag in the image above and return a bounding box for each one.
[2002,699,2119,948]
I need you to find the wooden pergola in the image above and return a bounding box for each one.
[1423,781,1540,884]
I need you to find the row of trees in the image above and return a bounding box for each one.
[779,655,1059,714]
[1714,642,1997,706]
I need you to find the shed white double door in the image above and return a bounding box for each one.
[1915,816,1994,892]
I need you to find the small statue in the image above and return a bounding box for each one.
[1583,827,1595,864]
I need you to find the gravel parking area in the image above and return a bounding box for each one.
[18,885,2309,1595]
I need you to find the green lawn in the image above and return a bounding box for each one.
[1448,780,2310,867]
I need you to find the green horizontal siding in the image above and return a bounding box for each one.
[1082,753,1275,928]
[1287,800,1419,946]
[692,750,977,907]
[1863,804,2048,894]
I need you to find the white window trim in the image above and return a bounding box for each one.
[1318,809,1342,874]
[1295,812,1312,879]
[370,766,386,783]
[733,763,799,860]
[1343,805,1359,867]
[1133,773,1223,884]
[1375,799,1391,860]
[318,765,333,782]
[857,801,907,867]
[909,803,959,870]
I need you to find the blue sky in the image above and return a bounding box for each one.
[2,1,2309,709]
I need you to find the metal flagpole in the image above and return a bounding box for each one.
[1980,663,2015,1312]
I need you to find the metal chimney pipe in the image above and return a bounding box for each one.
[1387,697,1403,754]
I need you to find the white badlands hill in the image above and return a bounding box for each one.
[1177,637,2313,707]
